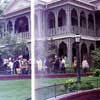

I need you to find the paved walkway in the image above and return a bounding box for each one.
[35,72,94,78]
[0,74,31,80]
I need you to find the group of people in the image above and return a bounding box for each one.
[35,55,90,74]
[73,56,89,73]
[35,56,68,73]
[0,55,31,75]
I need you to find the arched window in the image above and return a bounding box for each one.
[7,21,13,33]
[58,9,66,27]
[80,11,86,28]
[48,12,55,28]
[71,9,78,26]
[15,16,29,33]
[88,14,94,30]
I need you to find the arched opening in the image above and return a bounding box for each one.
[81,43,88,61]
[80,11,86,28]
[88,14,94,30]
[34,14,38,30]
[7,21,13,33]
[90,44,95,53]
[58,9,66,27]
[72,42,77,62]
[15,16,29,33]
[59,42,67,57]
[71,9,78,26]
[89,44,95,65]
[48,12,55,28]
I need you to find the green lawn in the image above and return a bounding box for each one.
[35,76,100,88]
[35,76,100,100]
[0,79,31,100]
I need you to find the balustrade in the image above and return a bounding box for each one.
[71,26,78,34]
[88,29,95,36]
[80,27,87,35]
[48,26,66,36]
[16,32,31,40]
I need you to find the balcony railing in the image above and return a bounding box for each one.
[80,27,87,35]
[48,26,66,36]
[16,32,31,42]
[71,26,78,34]
[88,29,95,36]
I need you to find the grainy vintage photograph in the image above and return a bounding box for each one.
[35,0,100,100]
[0,0,31,100]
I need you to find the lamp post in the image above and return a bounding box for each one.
[75,34,81,83]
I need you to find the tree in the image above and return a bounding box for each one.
[0,33,29,58]
[91,48,100,68]
[47,39,57,60]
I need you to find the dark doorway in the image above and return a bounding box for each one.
[72,42,77,62]
[59,42,67,57]
[81,43,87,61]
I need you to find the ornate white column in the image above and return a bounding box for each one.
[55,10,58,35]
[86,13,88,36]
[26,14,31,33]
[67,5,71,34]
[78,10,80,34]
[5,21,8,32]
[67,38,72,67]
[12,19,16,35]
[93,13,96,36]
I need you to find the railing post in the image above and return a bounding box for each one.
[97,79,98,88]
[55,84,56,98]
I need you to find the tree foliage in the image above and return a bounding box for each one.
[0,33,29,58]
[47,40,57,59]
[91,48,100,68]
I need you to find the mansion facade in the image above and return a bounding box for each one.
[0,0,31,57]
[35,0,100,66]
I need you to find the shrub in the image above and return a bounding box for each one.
[94,69,100,76]
[64,81,94,92]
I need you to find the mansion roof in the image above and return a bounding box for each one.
[36,0,100,11]
[3,0,30,15]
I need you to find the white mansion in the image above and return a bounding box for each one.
[35,0,100,66]
[0,0,31,57]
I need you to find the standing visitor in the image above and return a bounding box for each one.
[13,57,19,74]
[82,57,89,73]
[73,57,77,73]
[54,56,60,73]
[61,57,66,73]
[8,57,14,74]
[36,58,43,73]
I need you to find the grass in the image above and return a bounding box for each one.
[0,79,31,100]
[35,76,100,100]
[35,76,100,88]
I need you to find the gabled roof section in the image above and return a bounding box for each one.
[3,0,30,15]
[35,0,46,5]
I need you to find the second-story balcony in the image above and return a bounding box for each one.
[71,26,78,34]
[0,32,31,43]
[47,25,95,37]
[48,26,67,36]
[80,27,87,35]
[16,32,31,42]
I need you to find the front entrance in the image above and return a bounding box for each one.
[58,42,67,57]
[72,42,77,62]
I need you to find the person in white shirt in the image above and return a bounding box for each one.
[36,58,43,73]
[8,57,13,74]
[61,57,66,73]
[82,57,89,73]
